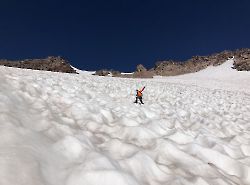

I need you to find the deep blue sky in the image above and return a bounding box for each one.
[0,0,250,71]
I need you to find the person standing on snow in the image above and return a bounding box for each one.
[134,86,145,104]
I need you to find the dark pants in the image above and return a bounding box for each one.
[134,96,144,104]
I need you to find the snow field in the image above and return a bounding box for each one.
[0,59,250,185]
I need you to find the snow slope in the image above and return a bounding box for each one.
[0,59,250,185]
[154,59,250,92]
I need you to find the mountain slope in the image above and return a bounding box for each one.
[0,59,250,185]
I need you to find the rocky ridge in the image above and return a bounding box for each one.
[129,48,250,78]
[0,49,249,77]
[0,56,77,73]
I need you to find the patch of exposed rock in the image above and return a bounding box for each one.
[0,56,77,73]
[94,69,121,77]
[233,59,250,71]
[232,48,250,71]
[136,64,147,72]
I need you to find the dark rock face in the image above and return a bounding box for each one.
[0,56,77,73]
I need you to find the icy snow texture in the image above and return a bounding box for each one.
[0,59,250,185]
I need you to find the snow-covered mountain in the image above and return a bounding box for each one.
[0,59,250,185]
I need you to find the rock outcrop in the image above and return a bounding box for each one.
[94,69,121,77]
[133,64,154,78]
[233,59,250,71]
[232,48,250,71]
[136,64,147,72]
[0,56,77,73]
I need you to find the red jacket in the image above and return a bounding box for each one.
[137,86,145,97]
